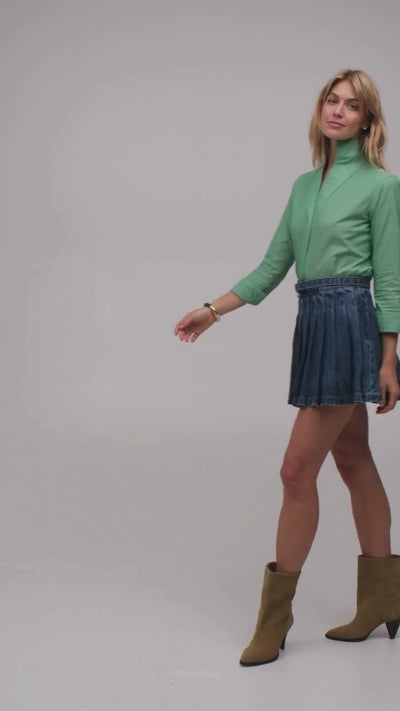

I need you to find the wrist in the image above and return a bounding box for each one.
[203,302,221,322]
[380,358,397,372]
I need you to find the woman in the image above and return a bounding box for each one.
[174,69,400,666]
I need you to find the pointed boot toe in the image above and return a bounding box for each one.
[240,632,286,666]
[325,624,368,642]
[325,555,400,643]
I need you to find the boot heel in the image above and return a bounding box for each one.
[280,634,287,650]
[385,619,400,640]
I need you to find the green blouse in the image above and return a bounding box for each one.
[231,138,400,332]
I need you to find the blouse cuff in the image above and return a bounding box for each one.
[231,283,262,305]
[375,310,400,333]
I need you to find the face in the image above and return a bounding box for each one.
[320,80,366,141]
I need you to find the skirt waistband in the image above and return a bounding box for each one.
[295,276,371,294]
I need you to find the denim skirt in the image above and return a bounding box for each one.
[288,276,399,407]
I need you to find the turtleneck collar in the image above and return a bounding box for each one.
[330,137,363,166]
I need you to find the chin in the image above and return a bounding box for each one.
[321,130,338,140]
[323,129,349,141]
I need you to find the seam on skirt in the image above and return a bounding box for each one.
[289,393,382,407]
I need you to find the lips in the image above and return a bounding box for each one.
[327,121,345,128]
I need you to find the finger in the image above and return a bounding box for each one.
[387,390,398,410]
[382,389,399,413]
[176,322,192,339]
[185,329,198,343]
[377,391,395,414]
[174,319,189,335]
[377,390,388,412]
[376,385,387,414]
[376,382,386,409]
[178,329,189,342]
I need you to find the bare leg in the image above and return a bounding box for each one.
[331,404,391,557]
[276,405,356,573]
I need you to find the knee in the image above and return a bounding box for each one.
[280,459,315,500]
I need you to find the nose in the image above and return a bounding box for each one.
[333,102,344,117]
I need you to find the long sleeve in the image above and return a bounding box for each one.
[370,175,400,332]
[231,196,295,304]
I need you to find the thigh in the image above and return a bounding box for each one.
[331,403,371,465]
[283,405,356,478]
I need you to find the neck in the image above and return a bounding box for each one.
[327,141,337,170]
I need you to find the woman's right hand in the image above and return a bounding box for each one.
[174,307,216,343]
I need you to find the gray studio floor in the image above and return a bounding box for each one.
[0,559,399,710]
[1,433,399,711]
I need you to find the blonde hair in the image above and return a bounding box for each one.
[309,69,387,169]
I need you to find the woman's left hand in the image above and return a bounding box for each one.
[376,364,400,414]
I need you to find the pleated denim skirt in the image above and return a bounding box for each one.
[288,276,399,407]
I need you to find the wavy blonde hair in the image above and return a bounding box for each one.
[309,69,387,169]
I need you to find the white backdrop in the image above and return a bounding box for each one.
[1,1,400,707]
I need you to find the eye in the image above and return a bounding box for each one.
[327,98,337,104]
[348,104,359,111]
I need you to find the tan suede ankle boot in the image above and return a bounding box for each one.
[240,562,301,666]
[326,554,400,642]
